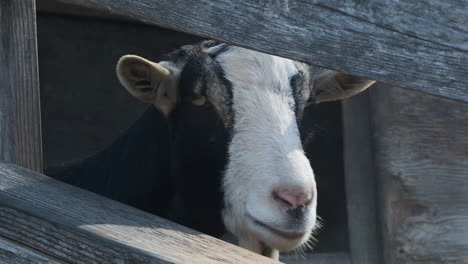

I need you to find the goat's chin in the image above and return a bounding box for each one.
[243,214,314,252]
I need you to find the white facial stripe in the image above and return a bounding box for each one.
[216,48,298,132]
[217,47,317,252]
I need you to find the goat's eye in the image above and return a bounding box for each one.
[191,95,207,106]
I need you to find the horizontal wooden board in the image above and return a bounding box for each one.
[37,0,131,21]
[53,0,467,102]
[0,162,279,264]
[0,237,62,264]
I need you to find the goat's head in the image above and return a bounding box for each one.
[116,41,374,259]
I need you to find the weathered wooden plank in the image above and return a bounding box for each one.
[363,84,468,263]
[308,1,467,51]
[0,162,279,264]
[0,237,63,264]
[37,0,131,21]
[53,0,468,102]
[0,0,43,172]
[342,90,382,264]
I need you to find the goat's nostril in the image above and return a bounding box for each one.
[272,188,313,209]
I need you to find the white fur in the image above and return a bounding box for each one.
[216,48,317,256]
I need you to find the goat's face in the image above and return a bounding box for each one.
[116,41,374,258]
[217,47,318,254]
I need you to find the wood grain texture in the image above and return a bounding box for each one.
[0,0,43,172]
[0,162,279,264]
[341,89,382,264]
[37,0,133,21]
[369,84,468,263]
[53,0,468,102]
[0,237,62,264]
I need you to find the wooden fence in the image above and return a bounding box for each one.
[1,0,467,263]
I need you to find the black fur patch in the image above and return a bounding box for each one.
[290,72,305,118]
[209,43,231,58]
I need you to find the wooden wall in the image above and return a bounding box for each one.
[343,84,468,264]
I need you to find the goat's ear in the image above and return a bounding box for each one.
[116,55,178,116]
[310,70,375,103]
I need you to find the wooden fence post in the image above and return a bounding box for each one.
[0,0,42,172]
[342,90,382,264]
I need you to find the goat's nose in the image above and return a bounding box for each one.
[273,187,313,209]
